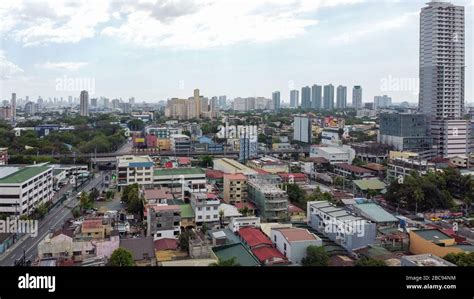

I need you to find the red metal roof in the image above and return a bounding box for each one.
[274,228,317,242]
[206,169,224,179]
[335,163,374,174]
[238,227,272,248]
[82,219,103,230]
[251,247,287,263]
[154,238,178,251]
[288,203,304,213]
[223,173,247,180]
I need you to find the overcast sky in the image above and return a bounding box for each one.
[0,0,472,104]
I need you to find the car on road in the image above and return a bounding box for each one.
[431,217,442,222]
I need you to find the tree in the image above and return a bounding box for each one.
[210,257,240,266]
[178,231,193,252]
[444,252,474,266]
[108,248,134,266]
[301,246,329,266]
[182,130,191,138]
[199,155,213,168]
[89,188,100,202]
[219,209,225,228]
[355,257,386,266]
[127,119,145,131]
[201,223,209,235]
[284,183,305,205]
[79,192,92,210]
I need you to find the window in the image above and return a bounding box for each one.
[213,215,218,219]
[198,207,202,211]
[198,216,202,219]
[283,243,286,250]
[206,215,210,219]
[213,206,218,210]
[274,235,277,242]
[206,207,210,211]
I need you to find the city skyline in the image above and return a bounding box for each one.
[0,0,473,103]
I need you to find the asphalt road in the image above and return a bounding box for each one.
[0,172,104,266]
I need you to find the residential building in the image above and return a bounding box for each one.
[272,91,281,111]
[228,216,261,232]
[386,157,435,182]
[143,188,173,204]
[116,155,154,187]
[120,237,156,266]
[293,115,312,144]
[170,134,191,153]
[271,228,322,264]
[0,166,53,216]
[310,146,351,164]
[301,86,311,109]
[223,173,247,204]
[333,163,375,178]
[307,201,376,251]
[311,84,322,109]
[11,93,16,118]
[248,177,288,222]
[336,85,347,109]
[352,86,362,109]
[237,226,288,265]
[146,205,181,240]
[420,1,469,158]
[373,95,392,109]
[323,84,334,110]
[211,243,260,266]
[190,193,220,225]
[79,90,89,117]
[290,90,299,108]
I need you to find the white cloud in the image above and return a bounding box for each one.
[35,61,89,71]
[101,0,364,49]
[330,11,418,44]
[0,0,111,46]
[0,50,24,80]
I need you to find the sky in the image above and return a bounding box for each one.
[0,0,472,104]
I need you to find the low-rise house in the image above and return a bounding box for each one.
[211,243,260,266]
[218,203,242,224]
[179,204,195,229]
[271,228,322,264]
[120,237,156,266]
[288,204,305,221]
[228,216,261,232]
[233,201,256,216]
[154,238,186,264]
[409,229,474,258]
[334,163,375,179]
[352,179,386,197]
[278,173,309,185]
[143,188,173,204]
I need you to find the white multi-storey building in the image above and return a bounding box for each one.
[0,166,53,216]
[293,115,312,144]
[420,1,470,158]
[79,90,89,117]
[116,155,154,187]
[190,193,220,225]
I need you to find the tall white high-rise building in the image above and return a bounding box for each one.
[374,95,392,110]
[293,115,312,144]
[272,91,280,111]
[79,90,89,117]
[336,85,347,109]
[290,90,299,108]
[323,84,334,110]
[352,86,362,110]
[311,84,322,109]
[420,1,469,157]
[11,93,16,118]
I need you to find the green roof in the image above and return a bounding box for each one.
[213,243,260,266]
[154,167,204,176]
[414,229,452,242]
[53,169,66,176]
[353,179,386,191]
[179,204,195,218]
[0,166,51,184]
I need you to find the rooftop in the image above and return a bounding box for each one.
[0,166,51,184]
[205,169,224,179]
[354,202,398,223]
[120,237,155,261]
[251,246,287,264]
[274,228,318,242]
[212,243,260,266]
[223,173,247,180]
[353,179,386,191]
[238,227,273,248]
[153,167,204,176]
[143,188,173,201]
[179,204,195,218]
[82,219,103,230]
[154,238,178,251]
[335,163,375,174]
[402,254,455,266]
[413,229,453,242]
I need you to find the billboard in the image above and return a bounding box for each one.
[323,116,344,128]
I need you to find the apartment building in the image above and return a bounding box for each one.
[307,201,376,252]
[223,173,247,204]
[271,228,322,264]
[170,134,191,153]
[190,193,220,225]
[0,165,53,216]
[116,156,154,188]
[146,205,181,240]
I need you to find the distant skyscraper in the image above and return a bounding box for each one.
[129,97,135,106]
[290,90,299,108]
[24,102,36,115]
[218,96,227,109]
[79,90,89,117]
[272,91,281,111]
[311,85,322,109]
[293,115,312,144]
[336,85,347,109]
[323,84,334,110]
[11,93,16,118]
[194,89,201,119]
[352,86,362,110]
[420,1,468,157]
[301,86,311,109]
[90,98,98,108]
[373,95,392,110]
